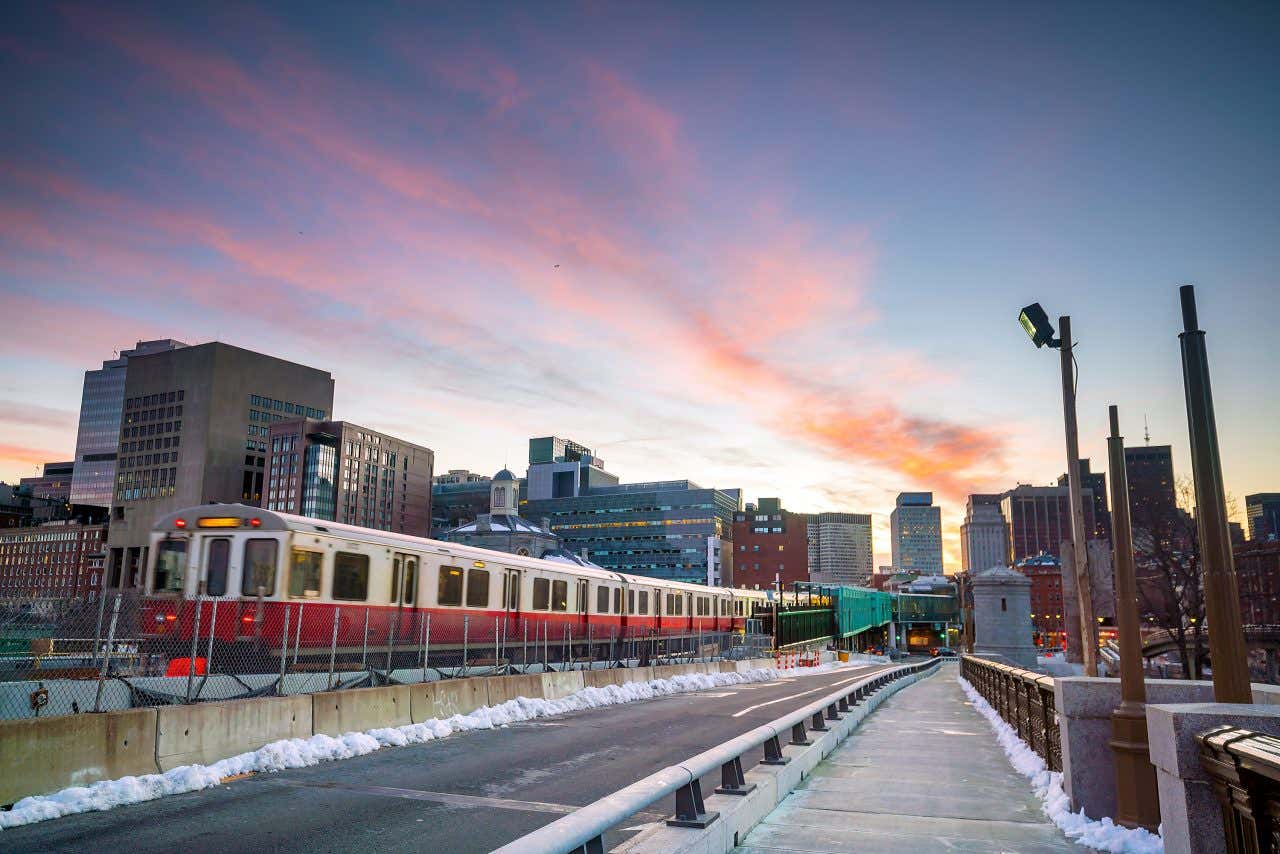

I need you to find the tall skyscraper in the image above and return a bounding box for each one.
[105,342,334,588]
[1000,484,1098,563]
[1246,493,1280,542]
[1124,445,1177,534]
[806,511,874,585]
[960,493,1009,572]
[1057,459,1110,540]
[264,418,434,536]
[890,492,943,574]
[69,340,187,507]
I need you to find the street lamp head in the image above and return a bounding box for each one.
[1019,302,1060,349]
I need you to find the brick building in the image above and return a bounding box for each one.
[0,521,107,599]
[1015,553,1067,648]
[1236,540,1280,625]
[732,498,809,589]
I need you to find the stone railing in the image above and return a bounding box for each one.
[1198,725,1280,853]
[960,654,1060,772]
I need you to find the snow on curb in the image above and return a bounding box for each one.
[0,664,849,830]
[957,674,1163,854]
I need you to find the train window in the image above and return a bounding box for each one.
[154,539,187,592]
[628,589,635,615]
[551,580,568,612]
[720,599,728,616]
[242,539,277,596]
[596,585,609,614]
[206,538,229,597]
[613,587,622,615]
[503,572,519,610]
[332,552,369,601]
[533,577,550,611]
[438,566,464,606]
[638,590,648,614]
[390,558,401,604]
[288,550,323,598]
[666,593,675,615]
[466,568,490,607]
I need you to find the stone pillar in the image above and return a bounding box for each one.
[970,566,1037,669]
[1147,702,1280,854]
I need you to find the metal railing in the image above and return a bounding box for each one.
[1198,725,1280,854]
[960,654,1061,772]
[493,657,943,854]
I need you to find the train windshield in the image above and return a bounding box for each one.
[155,539,187,592]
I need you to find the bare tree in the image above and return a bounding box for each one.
[1133,478,1207,679]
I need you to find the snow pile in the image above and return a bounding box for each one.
[0,666,798,830]
[957,675,1163,854]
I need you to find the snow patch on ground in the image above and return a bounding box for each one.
[957,674,1163,854]
[0,664,845,830]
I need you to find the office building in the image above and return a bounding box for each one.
[806,511,874,585]
[0,520,107,599]
[106,342,334,588]
[525,477,740,585]
[732,498,810,589]
[1125,445,1177,535]
[264,419,433,536]
[1000,485,1098,564]
[69,340,187,508]
[1057,459,1110,540]
[1016,553,1066,647]
[433,469,491,485]
[525,436,618,500]
[1236,541,1280,624]
[20,461,75,501]
[1246,493,1280,543]
[890,492,943,574]
[960,494,1009,572]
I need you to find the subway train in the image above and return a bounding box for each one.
[139,504,772,663]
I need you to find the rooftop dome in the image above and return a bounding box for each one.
[493,468,517,482]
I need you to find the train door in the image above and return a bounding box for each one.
[686,593,695,633]
[391,552,418,642]
[503,569,521,616]
[576,579,589,627]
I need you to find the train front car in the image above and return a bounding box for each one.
[144,504,289,668]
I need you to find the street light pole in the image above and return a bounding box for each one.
[1106,405,1159,830]
[1178,285,1250,703]
[1058,316,1098,676]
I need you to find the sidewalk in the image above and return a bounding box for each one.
[735,665,1085,853]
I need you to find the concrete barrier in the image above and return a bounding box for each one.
[409,677,488,722]
[485,674,544,706]
[649,665,683,681]
[155,694,312,771]
[312,685,410,736]
[540,670,586,700]
[0,708,159,806]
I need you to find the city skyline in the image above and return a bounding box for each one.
[3,4,1277,569]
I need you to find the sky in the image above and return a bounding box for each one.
[2,2,1277,570]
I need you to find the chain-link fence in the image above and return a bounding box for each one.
[0,594,774,720]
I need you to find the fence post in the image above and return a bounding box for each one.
[197,597,218,698]
[186,595,204,704]
[92,593,121,713]
[385,608,399,672]
[278,604,291,694]
[588,623,593,666]
[360,607,370,670]
[462,615,469,677]
[327,607,340,689]
[564,625,571,669]
[91,585,107,672]
[522,620,528,671]
[421,613,430,683]
[494,617,499,674]
[293,602,304,666]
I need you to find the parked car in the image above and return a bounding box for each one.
[931,647,958,658]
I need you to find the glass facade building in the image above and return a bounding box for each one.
[301,442,337,519]
[69,340,185,508]
[523,480,740,584]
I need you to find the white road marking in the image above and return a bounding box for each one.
[699,691,737,698]
[730,673,869,718]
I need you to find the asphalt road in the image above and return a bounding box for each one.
[4,663,892,853]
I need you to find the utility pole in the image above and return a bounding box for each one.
[1106,405,1159,830]
[1059,316,1098,676]
[1178,285,1250,702]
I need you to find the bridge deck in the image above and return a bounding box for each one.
[736,666,1085,852]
